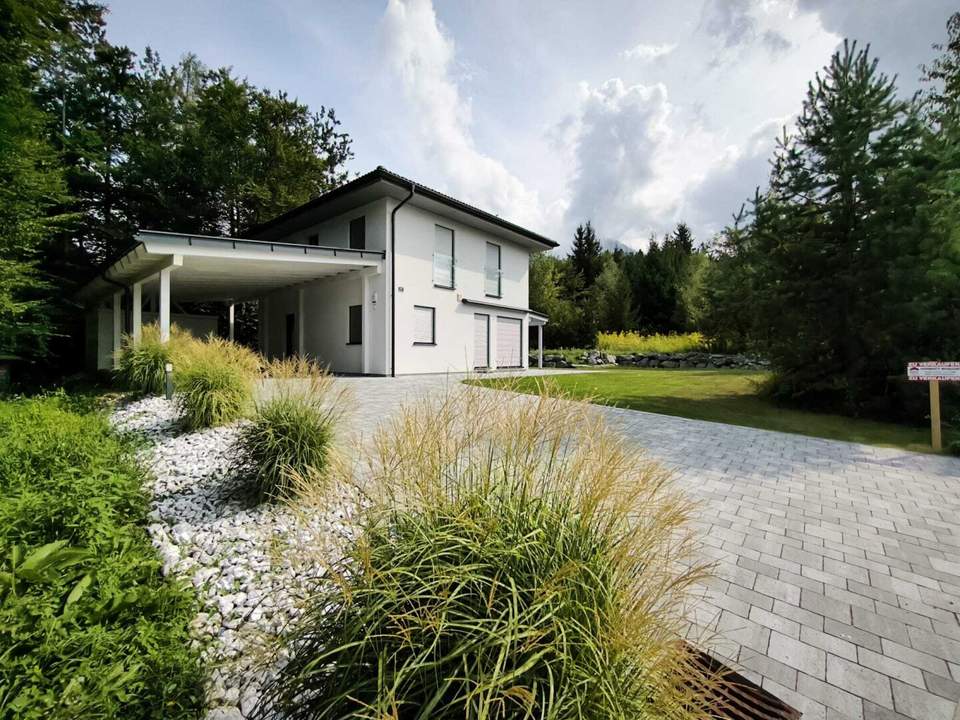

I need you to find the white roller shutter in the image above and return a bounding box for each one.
[474,314,489,368]
[496,317,522,368]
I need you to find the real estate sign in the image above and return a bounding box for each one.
[907,362,960,450]
[907,361,960,382]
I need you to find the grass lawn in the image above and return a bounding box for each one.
[473,368,937,452]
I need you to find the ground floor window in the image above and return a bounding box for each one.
[474,313,490,369]
[348,304,362,345]
[413,305,435,345]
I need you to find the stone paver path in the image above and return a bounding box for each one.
[332,373,960,720]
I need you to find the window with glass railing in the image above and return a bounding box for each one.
[485,242,501,297]
[433,225,454,288]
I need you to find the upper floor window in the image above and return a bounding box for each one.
[307,233,319,246]
[349,216,365,250]
[485,242,501,297]
[433,225,454,288]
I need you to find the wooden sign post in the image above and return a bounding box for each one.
[907,362,960,450]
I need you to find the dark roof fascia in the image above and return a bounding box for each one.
[249,166,559,249]
[461,297,548,318]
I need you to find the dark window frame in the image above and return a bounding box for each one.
[413,305,436,345]
[347,304,362,345]
[433,224,455,290]
[485,241,502,298]
[349,216,366,250]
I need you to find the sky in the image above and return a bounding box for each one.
[102,0,956,251]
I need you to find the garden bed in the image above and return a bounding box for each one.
[110,396,359,719]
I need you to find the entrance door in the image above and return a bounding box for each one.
[496,317,522,368]
[284,313,296,357]
[473,313,489,369]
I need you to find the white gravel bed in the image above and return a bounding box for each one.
[112,396,358,719]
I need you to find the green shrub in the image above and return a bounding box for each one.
[0,393,202,719]
[114,324,196,395]
[236,368,341,501]
[174,337,260,430]
[596,331,707,354]
[257,386,714,719]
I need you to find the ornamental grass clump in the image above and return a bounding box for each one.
[258,384,716,719]
[114,323,196,395]
[237,360,343,501]
[175,338,259,430]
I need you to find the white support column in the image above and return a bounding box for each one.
[158,267,171,342]
[297,288,305,356]
[112,291,123,367]
[538,325,543,369]
[361,273,370,375]
[228,303,235,342]
[261,296,269,358]
[132,282,143,347]
[489,316,498,371]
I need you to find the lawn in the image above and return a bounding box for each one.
[474,368,936,452]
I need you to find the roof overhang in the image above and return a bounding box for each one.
[251,167,558,252]
[76,230,383,304]
[461,297,549,325]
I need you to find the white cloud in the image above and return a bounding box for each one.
[621,42,678,62]
[379,0,557,233]
[563,78,739,249]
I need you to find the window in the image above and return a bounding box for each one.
[349,216,365,250]
[306,233,319,246]
[433,225,454,288]
[413,305,435,345]
[348,305,362,345]
[485,242,501,297]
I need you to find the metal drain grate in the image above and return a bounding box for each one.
[693,648,802,720]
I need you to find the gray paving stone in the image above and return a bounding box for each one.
[769,631,827,678]
[357,375,960,720]
[798,673,865,719]
[891,680,956,720]
[827,654,894,709]
[804,590,855,624]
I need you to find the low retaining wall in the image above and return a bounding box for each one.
[531,350,769,370]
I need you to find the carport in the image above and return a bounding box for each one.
[77,230,384,369]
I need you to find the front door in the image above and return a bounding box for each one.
[474,313,489,369]
[285,313,296,358]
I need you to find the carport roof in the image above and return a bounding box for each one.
[76,230,383,303]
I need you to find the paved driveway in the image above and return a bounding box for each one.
[332,373,960,720]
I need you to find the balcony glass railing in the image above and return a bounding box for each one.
[433,252,454,287]
[484,267,502,296]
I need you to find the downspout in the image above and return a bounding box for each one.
[389,183,415,377]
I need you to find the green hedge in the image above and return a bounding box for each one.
[0,393,203,719]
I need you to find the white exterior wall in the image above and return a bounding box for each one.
[390,201,530,374]
[262,198,390,374]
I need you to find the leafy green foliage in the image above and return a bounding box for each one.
[0,393,202,719]
[236,368,340,502]
[257,388,715,720]
[0,0,73,360]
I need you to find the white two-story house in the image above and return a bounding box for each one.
[79,167,556,375]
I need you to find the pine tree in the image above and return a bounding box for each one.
[569,221,602,288]
[748,41,927,410]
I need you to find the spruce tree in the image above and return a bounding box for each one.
[749,41,926,410]
[569,221,602,287]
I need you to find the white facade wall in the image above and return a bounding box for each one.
[261,198,390,374]
[389,201,530,375]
